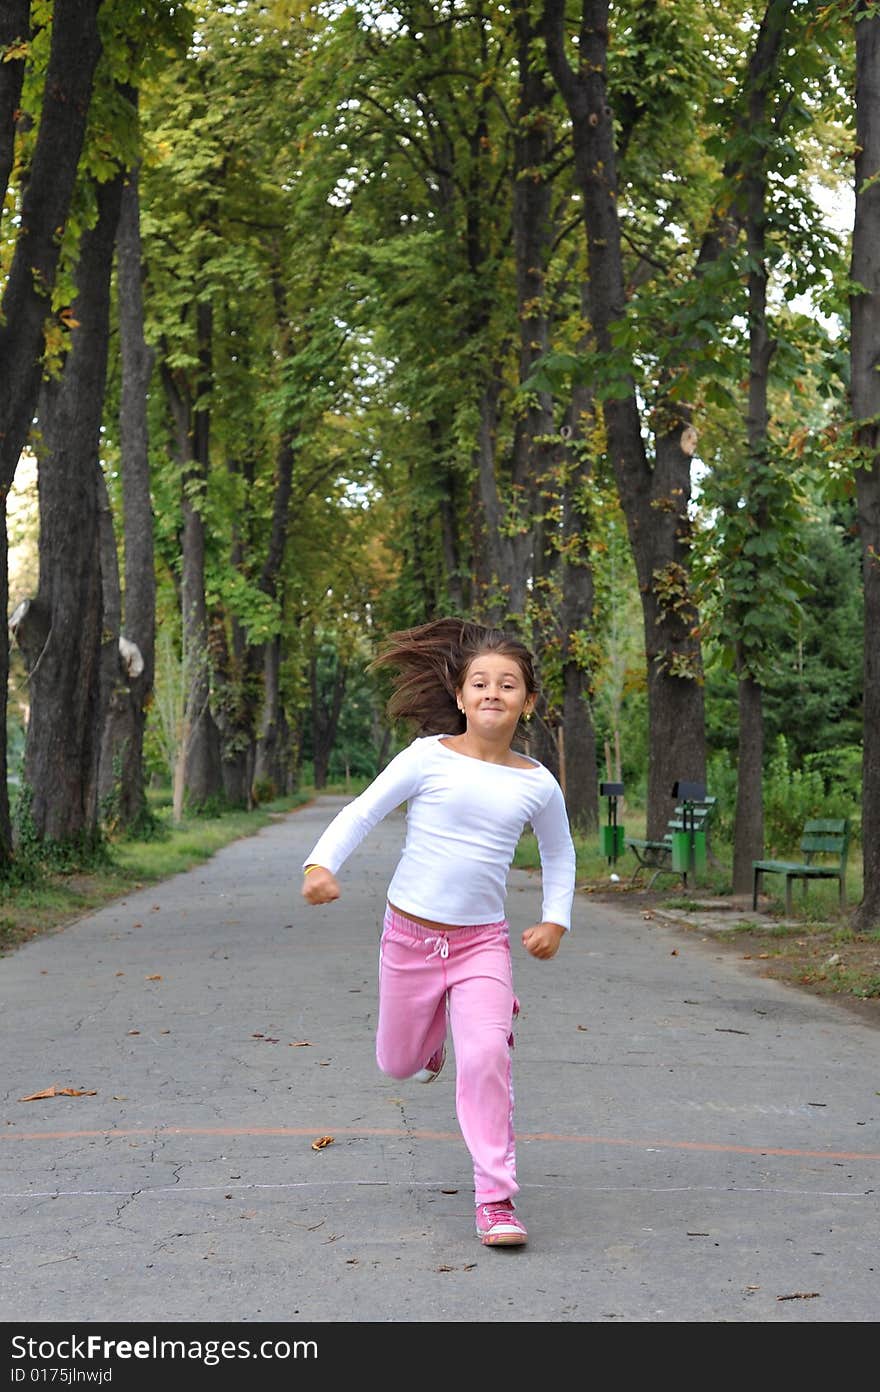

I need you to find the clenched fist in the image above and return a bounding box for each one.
[521,921,566,960]
[301,865,341,906]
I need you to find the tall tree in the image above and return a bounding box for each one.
[99,156,156,830]
[21,169,125,843]
[0,0,104,859]
[851,0,880,928]
[542,0,707,837]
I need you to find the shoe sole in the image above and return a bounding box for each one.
[478,1230,528,1246]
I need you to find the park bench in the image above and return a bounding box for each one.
[752,818,850,916]
[625,795,717,889]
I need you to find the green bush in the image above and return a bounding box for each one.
[707,736,859,855]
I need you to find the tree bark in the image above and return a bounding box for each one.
[254,634,286,796]
[0,0,29,212]
[851,1,880,929]
[310,651,347,790]
[730,22,780,894]
[99,158,156,829]
[0,0,103,860]
[733,663,764,894]
[162,328,223,818]
[559,404,599,830]
[24,168,123,844]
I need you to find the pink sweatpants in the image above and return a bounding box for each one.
[376,904,518,1205]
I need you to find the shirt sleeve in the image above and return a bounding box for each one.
[302,740,424,875]
[530,778,577,930]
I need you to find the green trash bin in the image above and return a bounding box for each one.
[671,830,707,876]
[670,831,691,873]
[600,825,625,858]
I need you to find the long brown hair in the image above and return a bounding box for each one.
[369,617,537,736]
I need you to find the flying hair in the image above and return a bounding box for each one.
[369,617,538,736]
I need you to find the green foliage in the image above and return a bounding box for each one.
[708,735,859,856]
[7,785,113,886]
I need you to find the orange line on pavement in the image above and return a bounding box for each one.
[1,1125,878,1163]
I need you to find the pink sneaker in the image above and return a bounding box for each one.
[412,1041,446,1084]
[475,1199,527,1246]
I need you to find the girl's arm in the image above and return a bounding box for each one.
[300,741,423,902]
[524,780,577,955]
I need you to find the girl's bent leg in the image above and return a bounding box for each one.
[447,941,518,1205]
[375,920,448,1080]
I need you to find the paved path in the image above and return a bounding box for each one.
[1,795,878,1337]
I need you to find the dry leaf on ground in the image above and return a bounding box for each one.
[19,1086,97,1101]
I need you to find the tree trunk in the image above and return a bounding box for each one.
[733,664,764,894]
[100,158,156,829]
[24,169,123,844]
[251,426,296,797]
[542,0,706,838]
[310,652,347,790]
[254,634,285,797]
[0,0,29,212]
[96,464,126,816]
[851,1,880,929]
[730,31,778,895]
[163,311,223,817]
[0,0,103,860]
[559,413,599,830]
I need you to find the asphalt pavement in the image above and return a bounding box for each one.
[1,793,878,1349]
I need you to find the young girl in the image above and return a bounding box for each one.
[300,617,576,1248]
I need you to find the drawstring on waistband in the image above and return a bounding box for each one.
[425,934,449,961]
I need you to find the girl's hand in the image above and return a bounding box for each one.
[301,866,341,905]
[522,921,566,960]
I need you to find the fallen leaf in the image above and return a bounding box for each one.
[115,972,125,977]
[145,974,162,981]
[128,1030,140,1036]
[576,1025,589,1032]
[290,1040,313,1047]
[311,1135,334,1150]
[670,949,678,956]
[19,1086,97,1101]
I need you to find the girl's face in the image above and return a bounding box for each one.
[456,652,535,742]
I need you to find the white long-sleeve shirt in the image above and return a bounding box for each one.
[303,734,577,929]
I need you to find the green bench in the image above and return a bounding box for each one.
[752,818,850,916]
[626,796,717,889]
